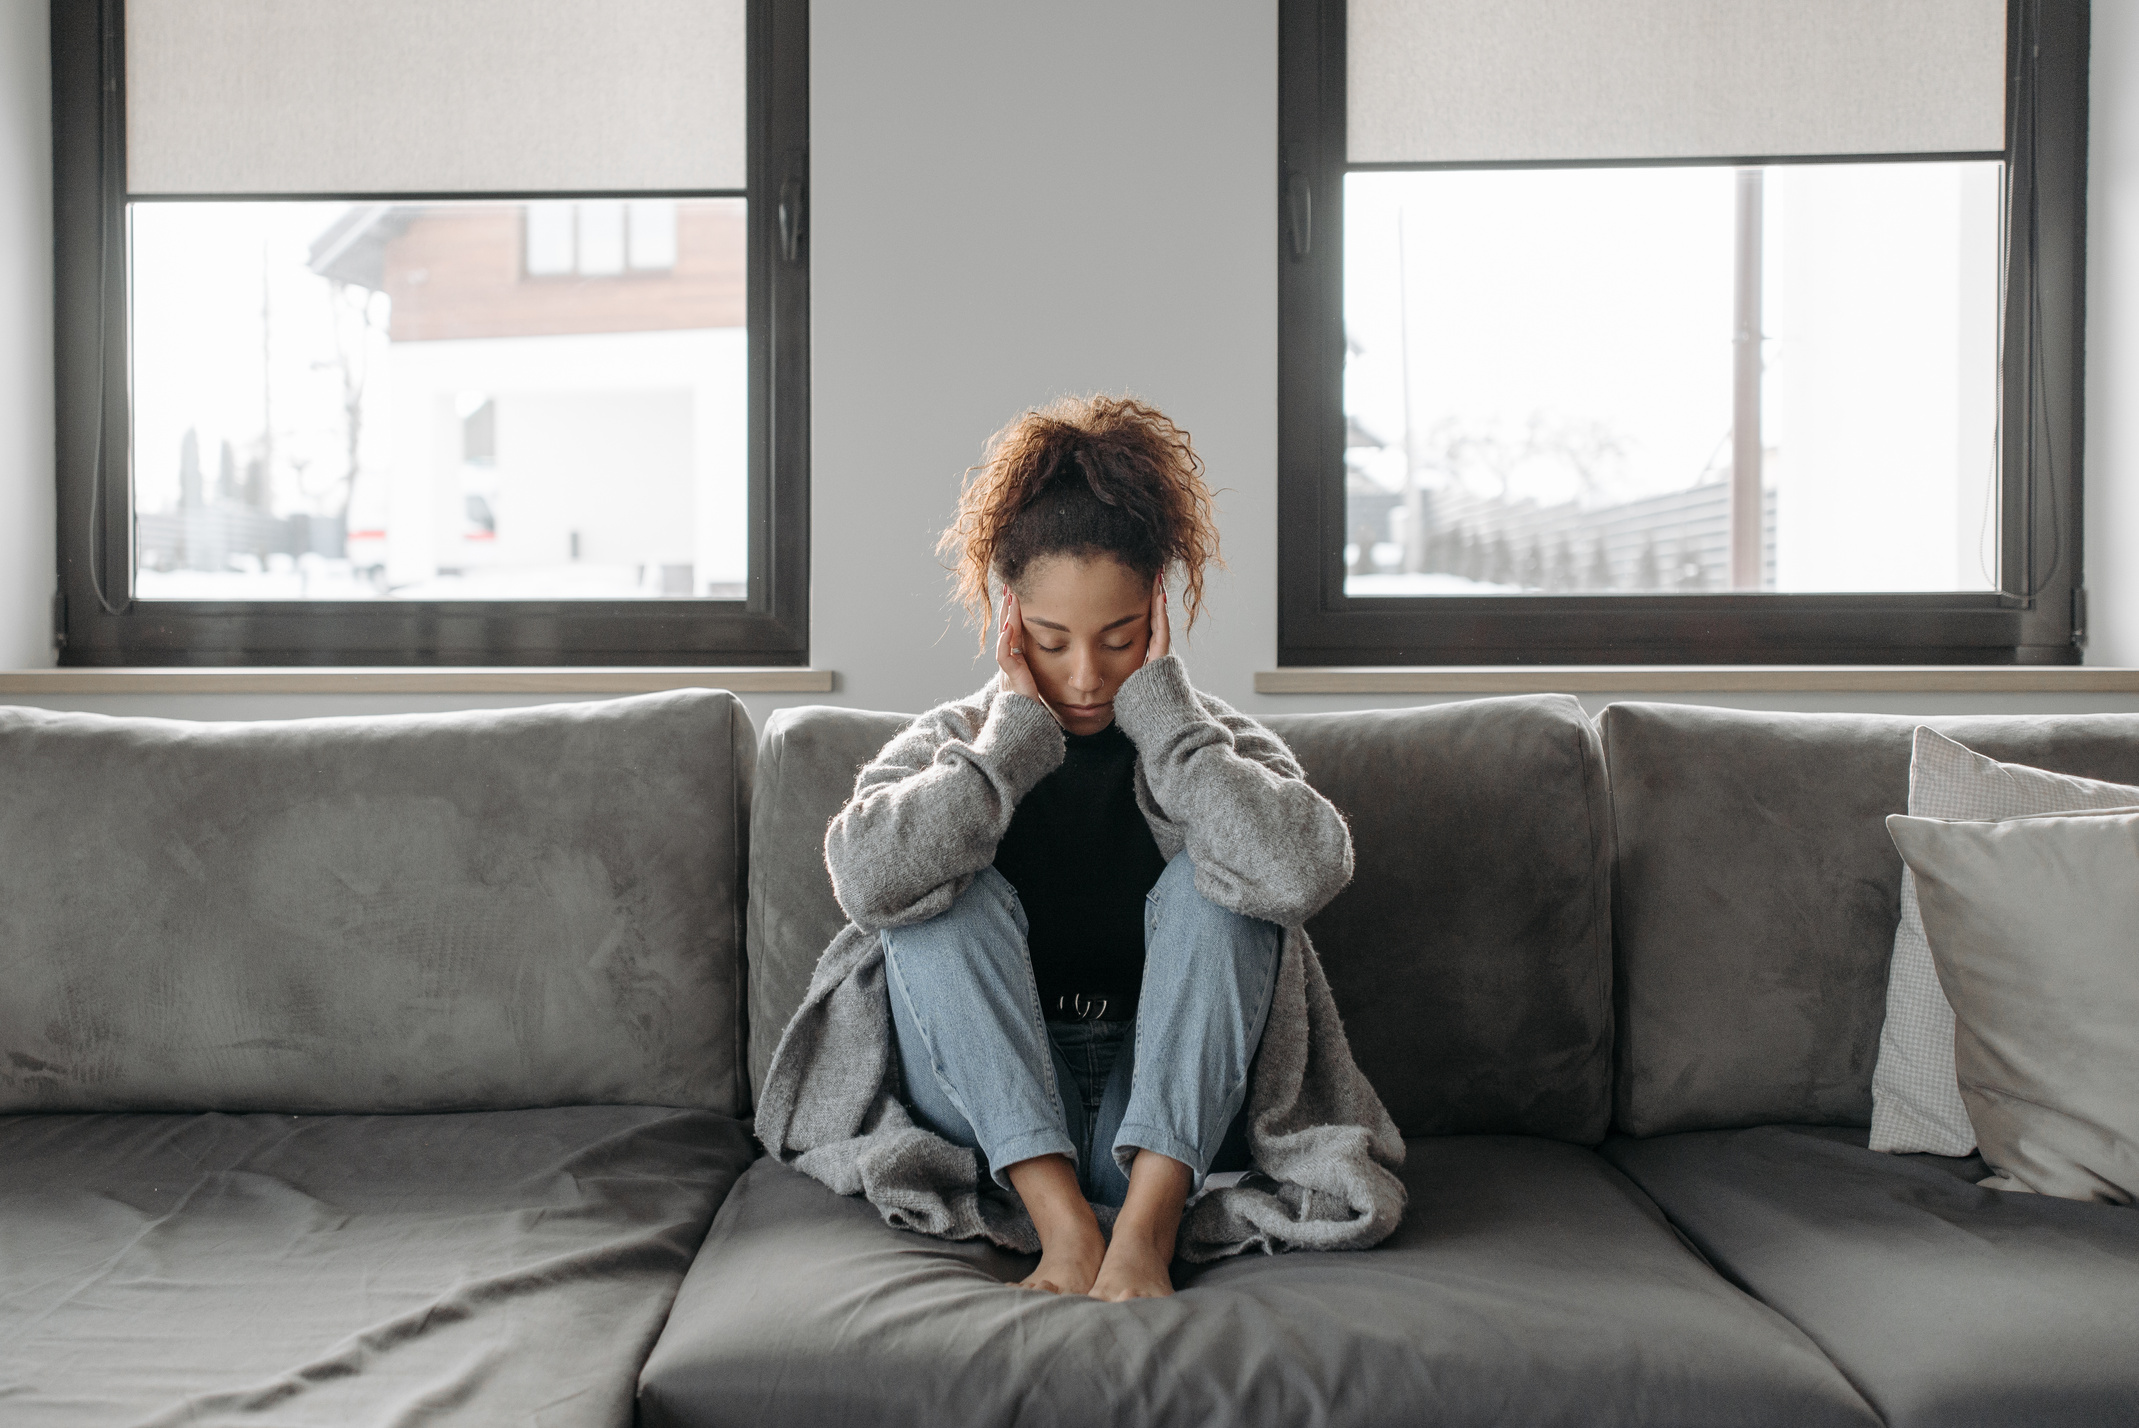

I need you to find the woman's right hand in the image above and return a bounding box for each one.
[995,587,1042,702]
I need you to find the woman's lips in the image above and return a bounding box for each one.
[1059,701,1109,716]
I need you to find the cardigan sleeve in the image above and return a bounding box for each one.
[1111,655,1353,927]
[824,684,1066,931]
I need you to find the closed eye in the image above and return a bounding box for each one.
[1103,642,1132,651]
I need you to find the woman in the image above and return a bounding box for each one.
[756,396,1405,1301]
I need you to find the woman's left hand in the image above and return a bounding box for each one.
[1143,573,1170,666]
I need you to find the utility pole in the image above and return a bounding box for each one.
[261,236,275,510]
[1397,207,1424,573]
[1729,168,1764,590]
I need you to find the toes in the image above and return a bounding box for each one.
[1087,1274,1175,1301]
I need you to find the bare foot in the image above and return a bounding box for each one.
[1018,1218,1106,1294]
[1089,1221,1176,1300]
[1006,1153,1106,1295]
[1089,1149,1192,1302]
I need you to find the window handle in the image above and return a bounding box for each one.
[1284,160,1312,260]
[777,147,807,265]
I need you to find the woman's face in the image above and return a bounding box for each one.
[1011,554,1152,735]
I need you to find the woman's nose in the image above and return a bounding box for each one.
[1069,648,1101,693]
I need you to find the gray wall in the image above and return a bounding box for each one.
[2,0,2137,728]
[1,0,53,670]
[808,0,1277,717]
[2089,0,2139,666]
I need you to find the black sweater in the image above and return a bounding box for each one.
[991,722,1167,1019]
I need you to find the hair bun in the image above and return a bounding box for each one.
[938,395,1221,651]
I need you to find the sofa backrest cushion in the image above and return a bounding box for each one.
[1264,698,1613,1140]
[747,695,1614,1142]
[746,706,910,1101]
[1602,701,2139,1138]
[0,691,753,1116]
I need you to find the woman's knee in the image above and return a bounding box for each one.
[1147,851,1208,925]
[1155,848,1199,894]
[881,867,1037,1024]
[951,864,1027,933]
[1149,852,1278,944]
[888,866,1027,957]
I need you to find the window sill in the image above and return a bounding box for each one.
[1256,666,2139,695]
[0,667,836,695]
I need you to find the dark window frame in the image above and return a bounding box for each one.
[50,0,810,666]
[1277,0,2088,666]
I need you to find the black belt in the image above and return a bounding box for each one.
[1046,992,1131,1023]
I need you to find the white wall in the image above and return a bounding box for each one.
[1,0,54,669]
[798,0,2135,719]
[807,0,1277,715]
[5,0,2139,728]
[2088,0,2139,665]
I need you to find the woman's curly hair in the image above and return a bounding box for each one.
[939,395,1222,650]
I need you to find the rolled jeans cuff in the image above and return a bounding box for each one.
[1112,1120,1214,1190]
[982,1127,1079,1190]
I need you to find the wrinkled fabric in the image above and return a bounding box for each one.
[1890,808,2139,1204]
[0,692,755,1116]
[638,1141,1879,1428]
[0,1106,755,1427]
[1602,1124,2139,1428]
[1871,729,2139,1156]
[747,695,1619,1143]
[755,658,1407,1260]
[1264,697,1616,1141]
[1601,702,2139,1137]
[884,856,1278,1204]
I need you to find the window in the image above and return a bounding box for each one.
[53,0,809,665]
[524,200,683,277]
[1279,0,2087,665]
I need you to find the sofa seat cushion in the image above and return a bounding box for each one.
[0,1105,755,1427]
[638,1137,1876,1428]
[1602,1124,2139,1428]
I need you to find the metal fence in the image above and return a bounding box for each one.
[1347,478,1777,592]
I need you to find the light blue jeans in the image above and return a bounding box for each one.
[882,851,1281,1208]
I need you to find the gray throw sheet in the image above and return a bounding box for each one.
[0,1106,754,1426]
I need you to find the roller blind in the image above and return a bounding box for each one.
[1348,0,2008,166]
[125,0,746,196]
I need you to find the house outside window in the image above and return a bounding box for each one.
[52,0,808,665]
[524,200,683,277]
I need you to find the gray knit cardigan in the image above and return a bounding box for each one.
[754,654,1407,1261]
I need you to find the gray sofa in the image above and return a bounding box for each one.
[5,692,2137,1426]
[0,693,759,1425]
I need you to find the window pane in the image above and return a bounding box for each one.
[1341,161,2001,596]
[129,198,748,600]
[628,199,680,270]
[524,200,575,275]
[576,200,627,276]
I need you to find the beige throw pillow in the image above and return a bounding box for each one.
[1886,807,2139,1204]
[1868,729,2139,1155]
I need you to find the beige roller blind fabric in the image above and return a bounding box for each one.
[126,0,746,195]
[1348,0,2008,165]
